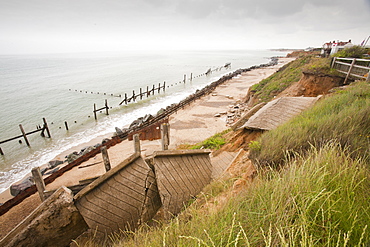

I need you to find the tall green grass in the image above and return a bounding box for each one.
[108,143,369,247]
[250,55,314,103]
[249,81,370,167]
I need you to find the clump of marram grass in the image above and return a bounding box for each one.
[249,81,370,167]
[104,143,369,247]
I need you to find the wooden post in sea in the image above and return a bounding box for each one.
[42,118,51,138]
[134,134,141,154]
[19,124,30,146]
[190,73,193,81]
[163,81,166,91]
[132,90,136,102]
[31,167,47,201]
[101,146,111,172]
[0,147,4,155]
[64,121,69,131]
[105,99,109,115]
[161,123,170,150]
[147,86,150,96]
[184,74,186,84]
[93,103,97,120]
[140,88,143,100]
[158,83,161,93]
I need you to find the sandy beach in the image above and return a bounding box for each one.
[0,57,294,239]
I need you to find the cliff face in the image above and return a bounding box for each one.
[277,72,344,97]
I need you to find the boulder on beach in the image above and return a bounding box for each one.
[48,160,63,169]
[44,167,60,176]
[80,146,95,156]
[143,114,154,123]
[66,152,79,164]
[10,177,34,197]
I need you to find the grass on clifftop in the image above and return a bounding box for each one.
[103,143,370,247]
[250,55,313,102]
[250,54,337,103]
[249,81,370,167]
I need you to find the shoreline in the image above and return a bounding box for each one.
[0,57,291,209]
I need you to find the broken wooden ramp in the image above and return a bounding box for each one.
[242,96,319,131]
[74,153,161,235]
[148,149,212,219]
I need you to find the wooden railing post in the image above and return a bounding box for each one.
[367,72,370,82]
[344,58,356,84]
[331,57,337,68]
[31,167,47,201]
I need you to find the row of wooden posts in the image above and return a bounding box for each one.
[31,123,170,202]
[0,65,231,155]
[0,118,51,156]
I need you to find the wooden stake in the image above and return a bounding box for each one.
[184,74,186,84]
[163,81,166,91]
[19,124,30,146]
[105,99,109,115]
[94,103,97,120]
[31,167,47,201]
[0,147,3,155]
[64,121,69,131]
[134,134,141,154]
[161,123,170,150]
[101,146,111,172]
[42,118,51,138]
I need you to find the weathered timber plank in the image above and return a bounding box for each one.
[175,155,200,192]
[74,156,161,235]
[185,154,211,187]
[177,155,205,193]
[192,154,212,186]
[75,197,118,234]
[151,151,212,219]
[165,156,193,196]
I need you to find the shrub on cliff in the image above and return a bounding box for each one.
[333,45,367,58]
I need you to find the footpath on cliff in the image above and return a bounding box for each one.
[0,57,295,240]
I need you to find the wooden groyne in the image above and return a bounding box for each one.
[0,118,51,155]
[119,82,166,105]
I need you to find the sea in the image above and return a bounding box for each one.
[0,49,287,193]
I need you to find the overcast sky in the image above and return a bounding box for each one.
[1,0,369,54]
